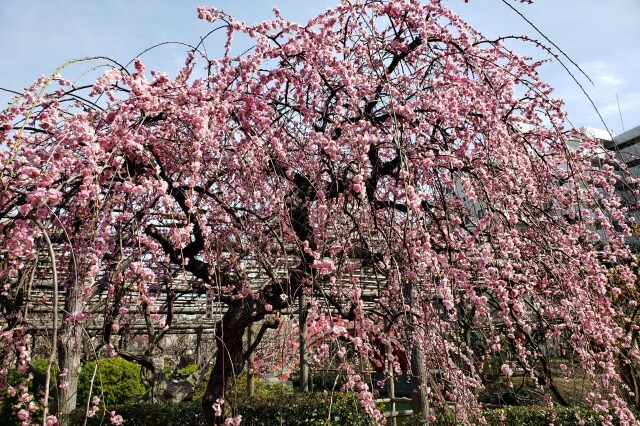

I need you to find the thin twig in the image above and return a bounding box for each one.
[499,0,592,84]
[499,0,612,133]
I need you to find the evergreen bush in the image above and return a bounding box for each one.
[77,357,145,408]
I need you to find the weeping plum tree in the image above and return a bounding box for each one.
[1,0,639,424]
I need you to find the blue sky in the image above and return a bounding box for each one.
[1,0,638,135]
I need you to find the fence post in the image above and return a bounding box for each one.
[388,341,397,426]
[195,327,203,366]
[299,291,309,392]
[247,322,255,398]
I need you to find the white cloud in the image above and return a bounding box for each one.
[581,61,626,87]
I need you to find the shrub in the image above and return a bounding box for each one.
[77,357,145,408]
[176,363,199,378]
[0,362,57,426]
[290,369,349,391]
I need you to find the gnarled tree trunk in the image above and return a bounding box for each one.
[202,303,251,426]
[54,280,83,425]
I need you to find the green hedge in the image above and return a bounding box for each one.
[481,406,601,426]
[68,402,203,426]
[402,406,602,426]
[40,401,620,426]
[240,391,375,426]
[68,390,375,426]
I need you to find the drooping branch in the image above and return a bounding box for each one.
[34,219,59,426]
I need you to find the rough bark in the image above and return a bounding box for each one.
[410,343,429,420]
[621,358,640,410]
[55,335,82,425]
[619,333,640,410]
[407,282,429,420]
